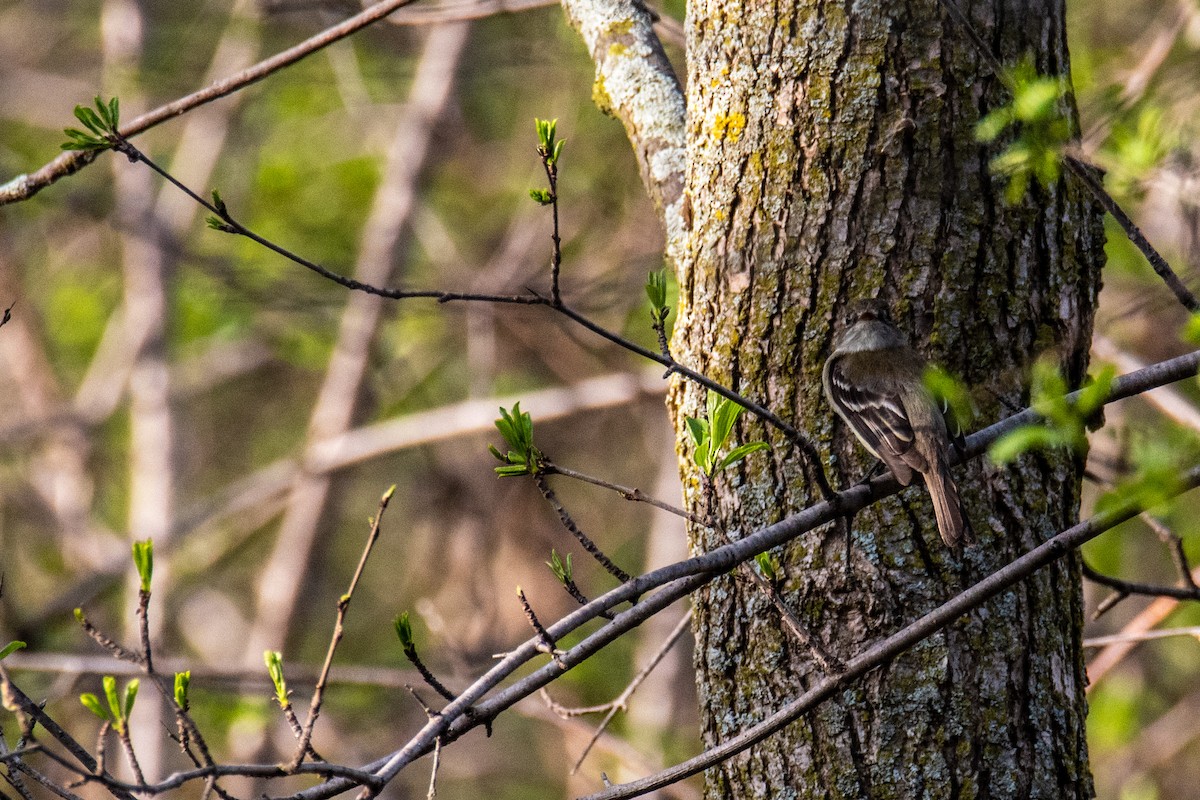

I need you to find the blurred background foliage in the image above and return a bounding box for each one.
[0,0,1199,798]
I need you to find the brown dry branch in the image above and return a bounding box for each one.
[288,486,395,771]
[515,587,566,670]
[74,611,142,667]
[533,473,633,584]
[550,612,690,774]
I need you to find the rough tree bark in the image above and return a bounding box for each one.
[663,0,1104,796]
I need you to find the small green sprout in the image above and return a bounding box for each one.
[528,188,555,205]
[132,538,153,593]
[488,403,542,477]
[81,675,139,734]
[534,118,565,165]
[754,552,781,583]
[989,359,1115,464]
[393,612,416,657]
[546,550,573,584]
[263,650,289,708]
[173,671,191,710]
[61,96,121,151]
[686,390,770,476]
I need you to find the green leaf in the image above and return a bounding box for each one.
[74,104,105,135]
[103,675,121,720]
[0,641,26,660]
[988,425,1065,463]
[549,138,565,165]
[132,538,153,593]
[645,269,668,310]
[263,650,288,707]
[693,438,713,474]
[923,365,974,438]
[719,440,770,471]
[1013,78,1062,122]
[1186,313,1200,345]
[975,107,1014,143]
[685,416,708,447]
[546,550,572,583]
[1076,364,1116,417]
[754,552,779,582]
[80,693,112,722]
[393,612,415,653]
[122,679,139,720]
[174,671,191,710]
[528,188,554,205]
[710,394,745,453]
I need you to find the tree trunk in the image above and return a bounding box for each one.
[670,0,1103,796]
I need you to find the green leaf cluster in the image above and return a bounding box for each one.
[80,676,139,734]
[686,390,769,476]
[989,359,1115,463]
[534,117,565,165]
[488,403,542,477]
[1099,105,1174,201]
[645,268,672,324]
[976,60,1072,203]
[393,612,420,662]
[754,552,780,583]
[546,549,573,584]
[61,96,120,151]
[1094,434,1199,516]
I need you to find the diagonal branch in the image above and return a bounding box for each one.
[578,466,1200,800]
[0,0,419,205]
[281,348,1200,800]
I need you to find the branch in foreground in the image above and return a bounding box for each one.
[579,465,1200,800]
[0,0,420,205]
[283,347,1200,800]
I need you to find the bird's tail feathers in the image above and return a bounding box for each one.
[926,461,969,551]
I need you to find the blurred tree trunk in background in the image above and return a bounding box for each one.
[668,0,1105,795]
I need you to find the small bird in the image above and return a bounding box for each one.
[822,308,968,550]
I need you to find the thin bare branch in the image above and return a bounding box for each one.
[289,487,394,770]
[0,0,420,205]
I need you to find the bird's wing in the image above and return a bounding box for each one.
[824,355,918,485]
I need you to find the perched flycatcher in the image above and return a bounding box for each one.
[822,308,968,550]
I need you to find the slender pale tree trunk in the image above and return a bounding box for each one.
[667,0,1104,795]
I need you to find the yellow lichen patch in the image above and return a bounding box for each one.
[711,112,747,142]
[592,74,613,116]
[607,42,627,57]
